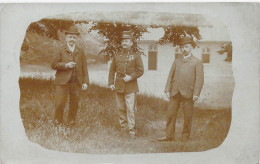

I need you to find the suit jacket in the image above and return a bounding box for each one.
[108,50,144,94]
[165,55,204,99]
[51,45,89,85]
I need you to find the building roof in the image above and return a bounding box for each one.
[46,12,212,27]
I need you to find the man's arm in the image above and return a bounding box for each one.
[164,60,176,92]
[108,58,116,86]
[193,60,204,97]
[51,48,67,70]
[129,54,144,80]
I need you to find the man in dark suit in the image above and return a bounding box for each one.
[51,26,89,125]
[108,31,144,139]
[156,36,204,142]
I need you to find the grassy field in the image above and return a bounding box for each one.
[19,77,231,154]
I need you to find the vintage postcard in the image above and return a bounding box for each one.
[0,3,259,164]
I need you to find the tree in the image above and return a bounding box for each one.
[217,43,232,62]
[89,22,148,61]
[23,19,203,62]
[158,25,201,48]
[89,23,201,61]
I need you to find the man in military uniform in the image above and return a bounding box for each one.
[156,36,204,142]
[108,31,144,139]
[51,26,89,125]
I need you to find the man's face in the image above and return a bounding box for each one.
[65,34,78,46]
[181,43,193,56]
[122,38,133,50]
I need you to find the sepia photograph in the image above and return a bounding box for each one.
[19,11,233,153]
[1,2,259,164]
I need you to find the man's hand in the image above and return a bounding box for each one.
[110,85,116,91]
[82,83,88,90]
[193,96,199,101]
[65,62,76,68]
[123,75,132,82]
[165,91,170,99]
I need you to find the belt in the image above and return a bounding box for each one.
[117,73,126,77]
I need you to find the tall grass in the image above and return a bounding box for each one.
[19,77,231,153]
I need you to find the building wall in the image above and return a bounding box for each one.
[139,41,231,72]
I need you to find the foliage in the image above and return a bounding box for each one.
[21,23,106,65]
[158,25,202,48]
[89,23,202,60]
[217,43,232,62]
[26,19,78,40]
[89,22,149,61]
[20,32,61,65]
[22,18,203,63]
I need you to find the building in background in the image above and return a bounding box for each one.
[138,27,232,72]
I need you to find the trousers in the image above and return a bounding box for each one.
[166,92,194,139]
[115,92,137,134]
[54,76,81,124]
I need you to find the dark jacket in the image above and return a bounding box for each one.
[108,50,144,94]
[165,55,204,99]
[51,45,89,85]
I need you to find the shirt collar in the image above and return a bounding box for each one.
[183,53,192,60]
[67,43,75,52]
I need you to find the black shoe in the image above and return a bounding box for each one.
[156,136,174,142]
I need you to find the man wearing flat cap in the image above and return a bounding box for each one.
[108,31,144,139]
[51,26,89,125]
[157,36,204,142]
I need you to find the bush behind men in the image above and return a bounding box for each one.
[108,31,144,139]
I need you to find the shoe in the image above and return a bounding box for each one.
[156,136,174,142]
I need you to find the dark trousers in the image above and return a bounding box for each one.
[166,92,194,139]
[54,76,81,124]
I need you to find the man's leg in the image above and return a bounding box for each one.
[182,97,194,140]
[68,77,81,124]
[124,92,137,135]
[115,92,128,130]
[166,93,181,139]
[54,84,69,124]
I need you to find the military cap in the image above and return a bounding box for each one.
[180,36,193,45]
[122,31,133,39]
[65,26,80,35]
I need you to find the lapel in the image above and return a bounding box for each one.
[181,54,193,63]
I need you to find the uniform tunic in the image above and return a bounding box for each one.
[108,50,144,94]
